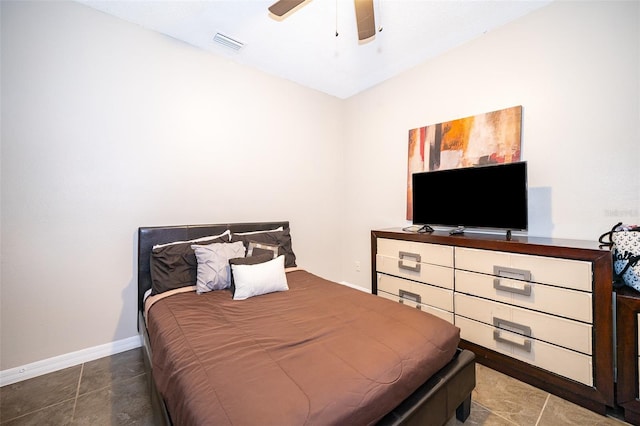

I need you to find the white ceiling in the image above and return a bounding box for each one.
[78,0,552,99]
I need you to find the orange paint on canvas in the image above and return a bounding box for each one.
[441,116,474,152]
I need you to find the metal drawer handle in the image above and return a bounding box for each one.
[399,289,421,304]
[493,329,532,352]
[493,265,532,281]
[493,317,532,337]
[398,251,421,272]
[399,289,422,310]
[493,278,532,296]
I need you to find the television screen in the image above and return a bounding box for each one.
[412,162,528,231]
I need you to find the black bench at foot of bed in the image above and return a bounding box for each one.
[378,348,475,425]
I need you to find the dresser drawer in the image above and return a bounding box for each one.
[455,247,592,292]
[378,238,453,267]
[377,254,454,289]
[455,293,592,354]
[455,270,592,323]
[456,315,593,386]
[377,290,454,323]
[377,273,453,312]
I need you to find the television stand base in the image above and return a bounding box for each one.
[418,225,434,233]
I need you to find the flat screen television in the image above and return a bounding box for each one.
[412,161,528,232]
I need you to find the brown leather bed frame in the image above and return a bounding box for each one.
[137,221,476,425]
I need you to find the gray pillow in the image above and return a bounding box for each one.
[192,241,246,294]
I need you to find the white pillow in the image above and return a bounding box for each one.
[231,255,288,300]
[192,241,245,294]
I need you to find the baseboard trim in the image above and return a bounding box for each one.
[339,281,369,292]
[0,335,142,387]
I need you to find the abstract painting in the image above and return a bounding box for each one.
[406,106,522,220]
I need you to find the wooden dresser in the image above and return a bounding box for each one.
[371,229,614,414]
[617,287,640,424]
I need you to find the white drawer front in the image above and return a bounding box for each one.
[456,316,593,386]
[455,270,592,323]
[455,293,592,354]
[377,238,453,267]
[377,290,454,323]
[378,273,453,312]
[376,254,454,289]
[455,247,592,292]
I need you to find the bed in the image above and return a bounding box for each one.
[137,221,475,425]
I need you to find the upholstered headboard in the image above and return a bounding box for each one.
[137,221,290,314]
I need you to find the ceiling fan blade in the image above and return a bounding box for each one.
[269,0,307,17]
[354,0,375,41]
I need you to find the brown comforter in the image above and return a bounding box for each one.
[146,270,460,426]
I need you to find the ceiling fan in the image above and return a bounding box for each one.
[268,0,376,41]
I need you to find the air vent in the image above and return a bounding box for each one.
[213,33,244,51]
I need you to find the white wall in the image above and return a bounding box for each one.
[1,1,345,370]
[340,0,639,289]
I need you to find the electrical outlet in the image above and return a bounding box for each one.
[355,261,361,272]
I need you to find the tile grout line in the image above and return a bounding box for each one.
[470,400,520,425]
[70,362,84,422]
[0,399,77,424]
[534,393,551,426]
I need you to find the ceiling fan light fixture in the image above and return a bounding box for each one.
[213,32,244,51]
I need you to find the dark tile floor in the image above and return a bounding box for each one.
[0,348,153,425]
[0,348,632,425]
[448,364,629,426]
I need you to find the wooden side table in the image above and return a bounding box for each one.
[617,287,640,425]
